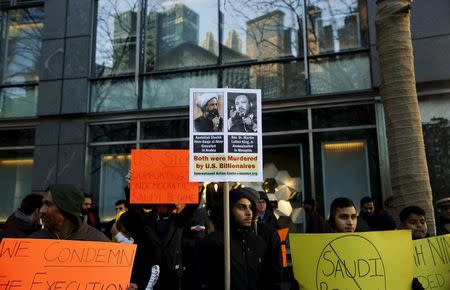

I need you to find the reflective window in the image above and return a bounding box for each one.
[263,145,306,231]
[0,128,34,222]
[312,104,375,128]
[309,52,371,94]
[223,61,306,99]
[87,145,134,222]
[0,8,43,84]
[142,69,218,109]
[263,109,308,132]
[0,128,34,146]
[90,78,137,112]
[87,121,188,221]
[141,141,188,149]
[146,0,219,71]
[221,0,303,63]
[313,129,381,216]
[141,119,189,140]
[95,0,139,76]
[89,123,137,143]
[0,85,38,117]
[421,95,450,201]
[307,0,368,55]
[91,0,370,112]
[0,7,43,118]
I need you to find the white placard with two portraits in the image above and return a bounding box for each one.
[189,88,262,182]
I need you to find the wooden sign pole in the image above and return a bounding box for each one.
[223,182,231,290]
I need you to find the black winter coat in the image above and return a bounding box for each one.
[196,229,273,290]
[1,210,40,239]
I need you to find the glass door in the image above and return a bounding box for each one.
[321,140,371,218]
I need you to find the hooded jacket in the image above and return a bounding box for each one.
[196,188,277,290]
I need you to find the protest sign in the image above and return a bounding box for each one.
[290,230,413,290]
[130,149,199,204]
[413,234,450,290]
[278,228,289,267]
[0,238,136,289]
[189,88,263,182]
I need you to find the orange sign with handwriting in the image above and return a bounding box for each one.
[0,238,136,289]
[130,149,199,204]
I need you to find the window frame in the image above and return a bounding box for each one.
[0,2,44,118]
[0,126,35,222]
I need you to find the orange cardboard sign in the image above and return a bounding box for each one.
[0,238,136,289]
[130,149,199,204]
[278,228,289,268]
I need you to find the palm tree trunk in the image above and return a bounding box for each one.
[376,0,436,235]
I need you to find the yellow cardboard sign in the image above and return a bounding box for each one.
[413,234,450,290]
[290,230,413,290]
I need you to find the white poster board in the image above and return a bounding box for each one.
[189,88,262,182]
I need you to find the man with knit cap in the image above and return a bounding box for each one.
[30,184,109,241]
[194,93,223,132]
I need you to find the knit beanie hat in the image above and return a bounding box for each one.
[48,184,83,228]
[230,187,258,219]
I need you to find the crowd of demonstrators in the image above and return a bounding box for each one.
[0,176,448,290]
[326,196,396,234]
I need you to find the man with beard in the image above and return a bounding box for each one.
[228,94,257,132]
[194,93,223,132]
[30,184,108,241]
[82,192,100,229]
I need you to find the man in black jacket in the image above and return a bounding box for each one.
[196,187,278,290]
[1,193,42,239]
